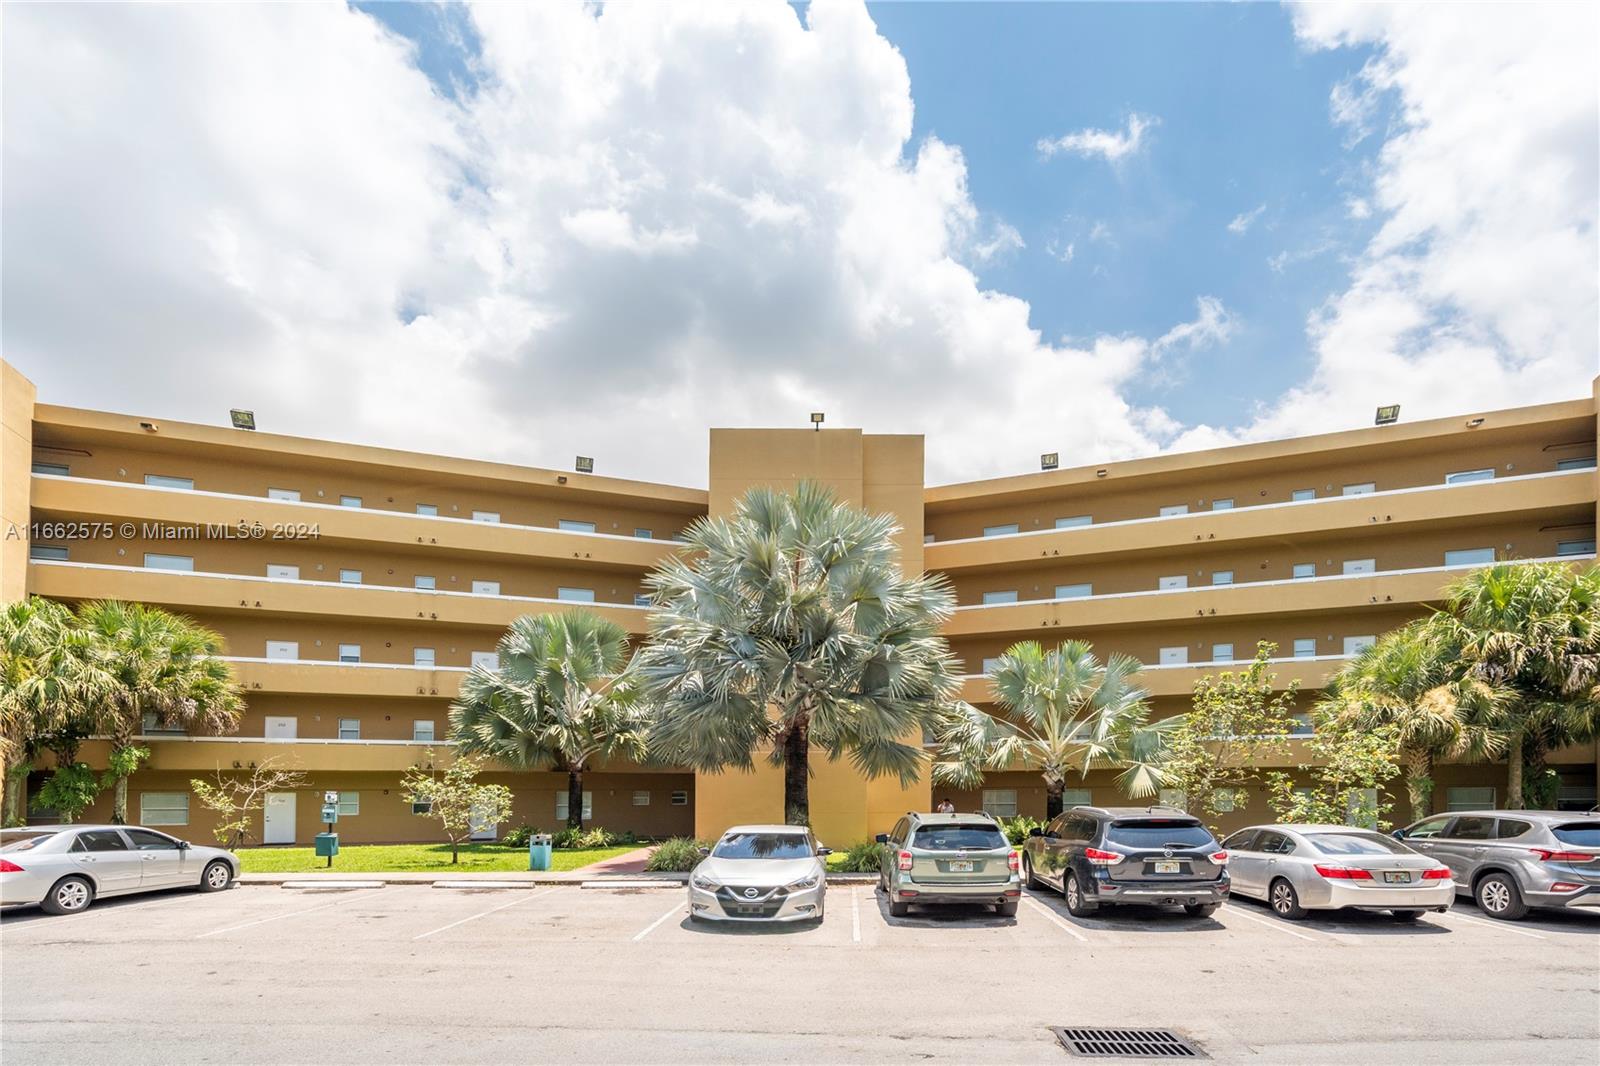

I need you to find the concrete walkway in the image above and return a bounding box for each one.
[576,845,656,875]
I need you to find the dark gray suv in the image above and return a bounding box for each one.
[1394,809,1600,920]
[1021,806,1230,917]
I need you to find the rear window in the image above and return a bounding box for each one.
[1307,832,1412,856]
[0,830,57,853]
[1552,823,1600,847]
[1105,820,1214,849]
[913,824,1007,850]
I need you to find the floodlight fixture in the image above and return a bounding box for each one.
[230,409,256,431]
[575,456,594,474]
[1041,452,1059,471]
[1375,404,1400,426]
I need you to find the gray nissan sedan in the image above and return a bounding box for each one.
[0,825,238,914]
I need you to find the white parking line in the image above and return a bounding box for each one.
[1223,903,1328,943]
[851,888,861,944]
[1021,894,1089,942]
[195,889,377,939]
[412,886,559,941]
[633,900,685,942]
[1436,910,1548,940]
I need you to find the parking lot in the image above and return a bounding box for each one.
[2,882,1596,1064]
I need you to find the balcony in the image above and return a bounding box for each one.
[942,554,1594,638]
[28,560,654,634]
[223,657,467,700]
[71,736,458,773]
[955,654,1351,704]
[30,474,685,572]
[926,469,1595,573]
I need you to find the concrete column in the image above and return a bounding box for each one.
[1,360,37,604]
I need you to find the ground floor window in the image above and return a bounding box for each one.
[412,799,433,815]
[981,789,1018,818]
[670,790,689,806]
[1213,788,1246,813]
[632,791,651,806]
[338,793,360,817]
[140,792,189,826]
[556,791,594,822]
[1159,788,1187,810]
[1446,786,1495,811]
[1344,788,1378,828]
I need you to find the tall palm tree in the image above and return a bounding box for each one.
[934,640,1171,817]
[75,601,243,823]
[636,482,964,826]
[0,598,108,824]
[1431,562,1600,808]
[450,611,651,830]
[1322,616,1504,819]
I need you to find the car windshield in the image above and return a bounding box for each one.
[0,830,58,853]
[712,832,813,860]
[913,824,1006,850]
[1552,823,1600,847]
[1307,831,1413,856]
[1105,820,1214,848]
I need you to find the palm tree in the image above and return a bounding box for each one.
[0,598,108,825]
[636,482,964,826]
[75,601,243,823]
[449,611,651,830]
[934,640,1171,817]
[1432,562,1600,808]
[1322,616,1504,819]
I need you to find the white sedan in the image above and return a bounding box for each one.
[1220,824,1454,920]
[0,825,238,914]
[687,824,829,923]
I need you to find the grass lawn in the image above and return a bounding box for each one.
[237,843,640,874]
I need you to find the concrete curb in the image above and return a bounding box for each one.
[278,880,387,890]
[242,871,877,886]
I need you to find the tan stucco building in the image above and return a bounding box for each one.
[4,357,1598,847]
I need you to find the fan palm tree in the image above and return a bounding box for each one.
[635,482,964,826]
[933,640,1171,816]
[1431,562,1600,808]
[449,611,651,830]
[75,601,243,823]
[1322,616,1504,819]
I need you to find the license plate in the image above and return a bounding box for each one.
[949,860,974,872]
[1383,871,1412,884]
[1153,861,1180,874]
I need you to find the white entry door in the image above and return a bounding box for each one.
[263,792,297,844]
[468,805,499,841]
[265,641,299,661]
[264,716,298,741]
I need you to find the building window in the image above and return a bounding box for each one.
[1293,638,1317,658]
[1211,498,1234,511]
[265,641,299,660]
[340,495,362,508]
[140,792,189,826]
[633,593,653,607]
[1158,504,1189,517]
[983,523,1020,537]
[412,799,433,815]
[1211,570,1233,586]
[338,644,361,664]
[1158,575,1187,590]
[338,719,361,740]
[266,488,301,502]
[981,590,1018,605]
[339,569,362,584]
[1289,713,1314,737]
[980,657,1002,674]
[1055,515,1092,529]
[1345,788,1378,828]
[32,461,70,476]
[981,789,1018,818]
[29,545,68,562]
[414,575,436,590]
[413,720,436,743]
[1343,635,1376,655]
[1292,563,1316,580]
[471,511,500,523]
[1342,559,1375,575]
[1556,456,1597,471]
[632,791,651,806]
[470,651,500,670]
[634,528,654,539]
[1055,583,1092,599]
[1159,647,1188,665]
[1342,483,1375,496]
[1446,786,1495,812]
[140,711,186,736]
[1060,788,1093,807]
[1158,789,1187,810]
[558,519,597,534]
[144,553,194,572]
[557,587,596,603]
[1211,643,1234,663]
[416,504,438,516]
[1213,788,1246,813]
[555,791,594,822]
[1445,548,1495,567]
[338,792,360,817]
[670,790,689,806]
[1557,539,1596,556]
[1445,469,1494,485]
[1290,488,1315,502]
[413,648,435,668]
[144,474,194,490]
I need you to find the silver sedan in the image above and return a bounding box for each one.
[1220,824,1454,921]
[687,824,829,923]
[0,825,238,914]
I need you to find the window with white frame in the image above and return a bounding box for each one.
[1158,788,1187,810]
[414,575,436,590]
[1445,469,1494,485]
[470,651,499,670]
[1293,638,1317,658]
[143,553,194,571]
[412,798,433,815]
[670,790,689,806]
[338,792,360,816]
[266,488,301,502]
[1446,786,1495,811]
[1060,788,1092,807]
[338,718,360,740]
[634,528,654,539]
[1211,498,1234,511]
[144,474,194,490]
[1343,635,1376,655]
[1211,643,1235,663]
[1212,570,1233,586]
[1055,515,1092,529]
[1289,713,1314,736]
[32,461,70,476]
[1342,559,1375,575]
[632,791,651,806]
[340,495,362,508]
[1213,788,1246,813]
[555,791,594,822]
[1158,575,1187,590]
[413,720,436,743]
[1290,488,1315,502]
[471,511,500,523]
[338,644,361,663]
[339,569,362,584]
[1159,646,1188,665]
[983,523,1020,537]
[981,657,1002,674]
[1055,583,1092,599]
[416,503,438,516]
[558,587,596,603]
[140,792,189,826]
[1342,483,1375,496]
[30,545,68,561]
[558,519,597,534]
[140,711,186,736]
[981,590,1018,605]
[633,593,653,607]
[1444,547,1495,567]
[1556,456,1597,471]
[981,789,1018,818]
[413,648,435,667]
[1292,562,1316,579]
[1159,504,1189,517]
[1557,539,1597,556]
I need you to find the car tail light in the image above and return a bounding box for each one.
[1420,867,1451,880]
[1531,849,1597,863]
[1007,851,1021,873]
[1084,848,1124,866]
[0,859,22,873]
[897,849,913,872]
[1549,882,1582,892]
[1210,851,1229,864]
[1313,864,1374,881]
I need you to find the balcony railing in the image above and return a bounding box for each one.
[221,655,470,672]
[957,652,1356,677]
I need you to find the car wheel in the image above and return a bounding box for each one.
[1474,872,1529,920]
[996,900,1019,917]
[199,860,233,893]
[889,900,910,918]
[1390,909,1423,921]
[1269,878,1308,920]
[1184,903,1219,918]
[40,875,94,915]
[1064,872,1097,917]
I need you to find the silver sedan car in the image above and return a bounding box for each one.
[0,825,238,914]
[687,824,829,923]
[1220,824,1454,921]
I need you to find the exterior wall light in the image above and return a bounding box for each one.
[230,409,256,430]
[1041,453,1059,471]
[1466,417,1485,428]
[575,456,595,473]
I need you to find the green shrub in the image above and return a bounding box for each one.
[832,839,884,872]
[553,825,617,849]
[498,825,539,849]
[645,837,707,872]
[999,815,1044,847]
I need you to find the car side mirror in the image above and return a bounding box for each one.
[874,833,889,844]
[697,846,710,857]
[1028,827,1043,838]
[1390,829,1406,840]
[817,847,831,857]
[177,840,191,851]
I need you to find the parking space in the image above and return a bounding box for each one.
[4,881,1597,1064]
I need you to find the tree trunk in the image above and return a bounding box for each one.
[1045,781,1064,819]
[112,774,129,824]
[567,769,584,830]
[451,838,460,864]
[3,764,28,826]
[1401,747,1434,820]
[782,720,810,826]
[1505,732,1525,810]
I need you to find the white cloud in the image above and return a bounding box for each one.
[1046,239,1075,263]
[968,221,1025,264]
[1226,203,1266,234]
[1037,113,1158,164]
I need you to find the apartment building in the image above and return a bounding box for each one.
[3,358,1597,846]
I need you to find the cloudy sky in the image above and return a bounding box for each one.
[4,1,1595,487]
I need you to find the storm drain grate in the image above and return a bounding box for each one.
[1051,1028,1206,1059]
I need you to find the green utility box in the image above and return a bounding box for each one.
[528,833,553,872]
[314,833,340,858]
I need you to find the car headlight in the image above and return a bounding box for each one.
[787,874,820,890]
[691,874,720,891]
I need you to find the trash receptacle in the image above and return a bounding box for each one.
[528,833,553,872]
[314,832,339,858]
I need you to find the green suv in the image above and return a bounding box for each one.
[875,811,1022,917]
